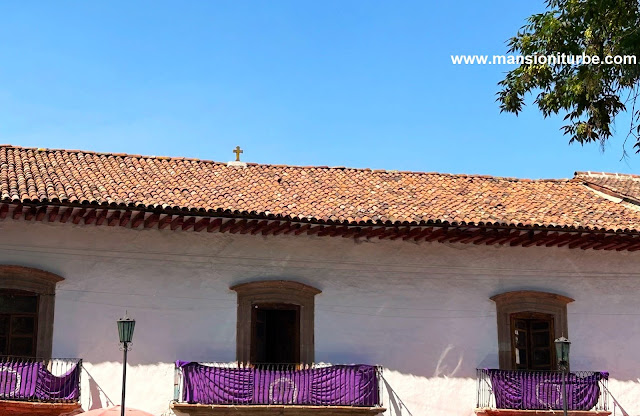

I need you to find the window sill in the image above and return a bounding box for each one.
[172,403,386,416]
[0,400,81,416]
[475,408,611,416]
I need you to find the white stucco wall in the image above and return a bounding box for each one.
[0,218,639,416]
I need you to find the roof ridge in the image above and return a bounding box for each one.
[0,144,571,182]
[575,171,640,179]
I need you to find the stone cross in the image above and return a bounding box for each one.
[233,146,243,162]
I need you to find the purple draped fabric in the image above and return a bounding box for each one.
[0,361,80,402]
[181,364,253,404]
[488,370,607,410]
[177,362,379,406]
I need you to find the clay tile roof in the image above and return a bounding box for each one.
[3,145,640,232]
[575,171,640,204]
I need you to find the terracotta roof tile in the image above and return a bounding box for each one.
[576,171,640,204]
[2,145,640,232]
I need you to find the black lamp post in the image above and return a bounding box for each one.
[117,313,136,416]
[555,336,571,416]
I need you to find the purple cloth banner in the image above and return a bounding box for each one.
[177,362,379,406]
[0,361,80,402]
[488,370,607,410]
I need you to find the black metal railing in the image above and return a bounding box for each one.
[477,368,609,411]
[0,356,81,403]
[174,362,382,407]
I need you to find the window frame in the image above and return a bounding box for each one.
[0,289,40,357]
[231,280,321,365]
[490,290,573,370]
[0,265,64,359]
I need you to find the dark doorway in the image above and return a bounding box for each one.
[251,303,300,364]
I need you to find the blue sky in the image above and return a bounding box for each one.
[0,1,636,178]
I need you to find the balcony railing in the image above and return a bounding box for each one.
[477,369,609,411]
[0,356,81,403]
[174,361,382,407]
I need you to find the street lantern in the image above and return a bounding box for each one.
[554,336,571,416]
[117,313,136,416]
[117,315,136,344]
[554,336,571,370]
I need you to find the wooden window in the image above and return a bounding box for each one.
[510,312,555,370]
[251,303,300,364]
[0,265,64,359]
[491,290,573,370]
[0,290,39,357]
[231,281,321,365]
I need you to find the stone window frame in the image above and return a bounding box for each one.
[0,265,64,359]
[231,280,321,365]
[490,290,574,370]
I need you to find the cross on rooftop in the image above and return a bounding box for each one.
[233,146,243,162]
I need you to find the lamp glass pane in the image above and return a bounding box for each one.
[563,342,570,362]
[554,337,570,365]
[555,342,562,363]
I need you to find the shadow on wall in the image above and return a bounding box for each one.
[321,343,494,380]
[84,367,116,410]
[433,345,463,378]
[378,345,471,416]
[383,377,415,416]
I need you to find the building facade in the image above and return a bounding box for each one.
[1,146,640,416]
